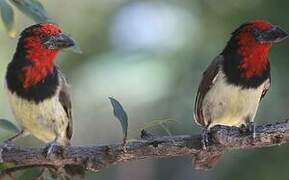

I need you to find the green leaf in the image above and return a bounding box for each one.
[0,119,19,133]
[109,97,128,143]
[9,0,52,23]
[18,168,42,180]
[0,0,17,37]
[0,162,17,170]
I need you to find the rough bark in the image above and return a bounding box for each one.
[1,120,289,174]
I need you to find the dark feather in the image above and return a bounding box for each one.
[194,55,223,127]
[6,62,59,103]
[260,74,271,100]
[221,28,271,88]
[57,68,73,140]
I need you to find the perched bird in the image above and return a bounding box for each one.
[5,23,76,154]
[194,20,288,147]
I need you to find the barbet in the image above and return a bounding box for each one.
[194,20,288,147]
[5,23,76,154]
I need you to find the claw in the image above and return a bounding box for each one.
[43,141,64,159]
[201,129,210,150]
[248,122,256,140]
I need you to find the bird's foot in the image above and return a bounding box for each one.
[201,129,210,150]
[248,122,256,140]
[43,142,64,159]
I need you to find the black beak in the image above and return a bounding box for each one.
[256,26,288,43]
[44,33,76,49]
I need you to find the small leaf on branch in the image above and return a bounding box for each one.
[0,119,19,133]
[108,97,128,144]
[0,0,17,37]
[9,0,52,23]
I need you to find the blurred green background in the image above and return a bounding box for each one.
[1,0,289,179]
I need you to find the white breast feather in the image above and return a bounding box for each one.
[202,70,266,128]
[6,90,68,143]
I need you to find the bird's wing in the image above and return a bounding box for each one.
[260,75,271,101]
[57,68,73,140]
[194,55,223,127]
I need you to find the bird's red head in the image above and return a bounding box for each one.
[231,20,288,79]
[17,23,76,88]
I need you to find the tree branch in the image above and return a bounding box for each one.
[1,120,289,174]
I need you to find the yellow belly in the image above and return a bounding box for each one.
[208,89,260,127]
[7,91,68,144]
[202,72,265,128]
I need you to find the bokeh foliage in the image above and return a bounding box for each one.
[0,0,51,37]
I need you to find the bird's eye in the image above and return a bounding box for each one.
[252,28,261,37]
[39,34,46,39]
[251,28,263,41]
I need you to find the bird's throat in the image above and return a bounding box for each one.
[20,37,59,89]
[237,34,271,79]
[21,61,55,89]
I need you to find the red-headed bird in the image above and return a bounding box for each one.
[5,23,76,154]
[194,20,288,147]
